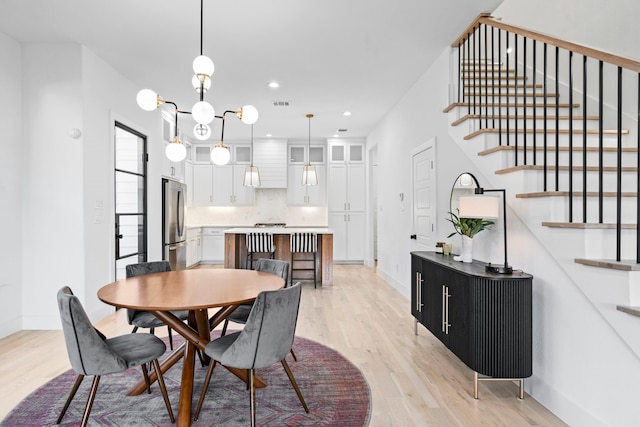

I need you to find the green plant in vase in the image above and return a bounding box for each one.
[446,210,494,262]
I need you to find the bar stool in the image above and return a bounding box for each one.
[246,232,275,269]
[290,232,318,288]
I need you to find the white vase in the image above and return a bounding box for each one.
[454,235,473,263]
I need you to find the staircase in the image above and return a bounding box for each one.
[444,15,640,356]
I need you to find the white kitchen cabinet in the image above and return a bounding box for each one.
[328,212,365,262]
[212,165,255,206]
[287,164,327,205]
[328,163,365,211]
[192,164,214,206]
[186,227,202,268]
[201,227,226,264]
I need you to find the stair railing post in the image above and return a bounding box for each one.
[569,50,574,223]
[543,43,548,191]
[523,36,528,165]
[599,60,604,223]
[616,66,623,261]
[533,40,537,166]
[582,55,588,223]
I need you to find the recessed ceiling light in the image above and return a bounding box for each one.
[343,111,351,116]
[268,81,279,88]
[266,133,272,137]
[333,134,339,137]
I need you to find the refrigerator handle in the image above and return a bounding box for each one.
[177,188,184,238]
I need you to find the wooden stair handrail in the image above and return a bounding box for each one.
[452,15,640,73]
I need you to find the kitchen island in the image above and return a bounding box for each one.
[224,227,333,286]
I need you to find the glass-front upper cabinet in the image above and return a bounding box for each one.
[288,145,325,164]
[329,141,364,163]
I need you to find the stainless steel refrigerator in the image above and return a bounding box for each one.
[162,178,187,270]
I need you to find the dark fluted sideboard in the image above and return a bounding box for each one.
[411,251,532,398]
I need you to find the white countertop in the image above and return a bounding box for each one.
[224,227,333,234]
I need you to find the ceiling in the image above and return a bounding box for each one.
[0,0,501,141]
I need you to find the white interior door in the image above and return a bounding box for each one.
[412,142,436,250]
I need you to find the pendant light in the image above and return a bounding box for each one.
[302,114,318,186]
[243,124,261,187]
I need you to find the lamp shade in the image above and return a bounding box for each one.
[458,195,499,219]
[192,55,214,77]
[239,105,259,125]
[136,89,159,111]
[165,140,187,162]
[192,101,215,124]
[302,164,318,186]
[243,165,261,187]
[211,144,231,165]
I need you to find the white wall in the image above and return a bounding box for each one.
[368,8,640,426]
[493,0,640,62]
[1,36,165,334]
[21,43,85,328]
[0,32,23,336]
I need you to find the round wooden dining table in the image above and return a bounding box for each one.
[97,268,284,427]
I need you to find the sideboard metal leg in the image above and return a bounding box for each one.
[519,379,524,399]
[473,371,479,399]
[414,318,418,335]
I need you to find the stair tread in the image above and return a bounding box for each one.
[516,191,638,198]
[542,222,637,229]
[497,165,638,174]
[464,92,558,98]
[443,101,579,112]
[479,145,637,155]
[451,114,600,126]
[465,127,629,140]
[617,305,640,317]
[575,258,640,271]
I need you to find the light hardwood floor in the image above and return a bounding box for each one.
[0,265,566,426]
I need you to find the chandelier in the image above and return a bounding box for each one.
[136,0,258,164]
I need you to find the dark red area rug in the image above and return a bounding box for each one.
[1,336,370,426]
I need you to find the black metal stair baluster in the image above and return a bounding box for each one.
[569,50,574,223]
[458,41,462,104]
[515,34,519,165]
[533,40,537,166]
[498,29,503,146]
[473,29,477,122]
[506,31,510,148]
[467,33,471,116]
[555,46,560,192]
[543,43,548,191]
[616,66,623,261]
[484,23,489,129]
[523,36,528,165]
[636,73,640,263]
[599,60,604,224]
[492,25,496,129]
[582,55,588,223]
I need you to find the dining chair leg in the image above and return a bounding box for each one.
[249,368,256,427]
[194,359,217,421]
[168,326,174,350]
[221,319,229,336]
[56,374,84,424]
[290,349,298,361]
[281,359,309,412]
[131,326,138,333]
[153,359,175,423]
[141,362,151,394]
[80,375,101,427]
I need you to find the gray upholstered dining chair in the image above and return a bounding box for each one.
[56,286,174,427]
[221,258,290,335]
[194,283,308,426]
[126,260,189,350]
